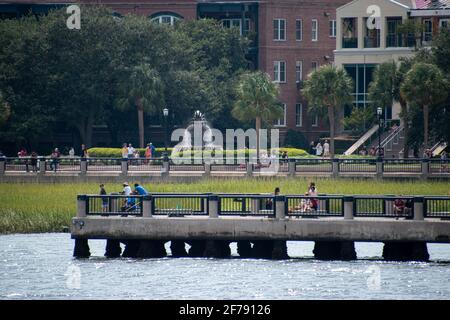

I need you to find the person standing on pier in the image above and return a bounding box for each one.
[99,184,108,213]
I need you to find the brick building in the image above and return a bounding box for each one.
[0,0,350,144]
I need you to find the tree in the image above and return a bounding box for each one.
[0,91,10,126]
[368,60,412,156]
[401,63,448,149]
[231,72,283,159]
[302,65,353,158]
[116,64,165,148]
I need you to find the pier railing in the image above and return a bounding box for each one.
[76,193,450,220]
[1,156,449,179]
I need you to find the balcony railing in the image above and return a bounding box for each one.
[342,37,358,48]
[364,36,380,48]
[386,34,416,48]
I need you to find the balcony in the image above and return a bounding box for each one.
[364,36,380,48]
[386,34,416,48]
[342,37,358,48]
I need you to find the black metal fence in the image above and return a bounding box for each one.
[424,197,450,218]
[3,157,450,177]
[218,194,275,217]
[86,195,143,216]
[152,194,209,216]
[79,193,450,219]
[286,195,343,217]
[353,196,414,218]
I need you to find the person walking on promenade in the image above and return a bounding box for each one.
[323,140,330,158]
[145,143,151,164]
[18,148,29,172]
[49,148,60,172]
[150,143,156,158]
[309,141,316,155]
[30,151,38,172]
[81,144,89,158]
[315,142,323,157]
[121,143,128,159]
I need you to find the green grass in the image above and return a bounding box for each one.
[0,178,449,234]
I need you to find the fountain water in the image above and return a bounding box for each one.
[171,110,223,158]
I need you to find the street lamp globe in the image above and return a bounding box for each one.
[163,108,169,117]
[377,107,382,116]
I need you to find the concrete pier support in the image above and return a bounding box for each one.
[251,240,274,259]
[170,240,188,257]
[104,239,122,258]
[121,240,140,258]
[271,240,289,260]
[237,241,252,258]
[313,241,357,260]
[136,240,167,259]
[203,240,231,258]
[382,241,429,261]
[188,240,206,257]
[73,239,90,258]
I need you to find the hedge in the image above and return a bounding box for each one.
[87,147,309,158]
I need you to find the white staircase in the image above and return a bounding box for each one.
[344,125,379,156]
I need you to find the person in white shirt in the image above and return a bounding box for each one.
[323,140,330,157]
[127,144,135,159]
[69,147,75,158]
[315,142,323,156]
[122,182,132,196]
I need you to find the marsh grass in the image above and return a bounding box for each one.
[0,178,449,234]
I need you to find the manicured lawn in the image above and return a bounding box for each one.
[0,178,449,234]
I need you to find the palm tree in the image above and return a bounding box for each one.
[302,65,353,158]
[116,63,165,148]
[231,71,284,159]
[400,62,448,149]
[368,60,411,157]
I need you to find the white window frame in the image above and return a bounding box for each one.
[312,114,319,127]
[275,104,287,127]
[329,20,337,38]
[151,15,180,26]
[311,61,318,72]
[440,19,450,29]
[274,61,286,83]
[273,19,286,41]
[222,18,251,35]
[296,19,303,41]
[312,19,318,41]
[295,103,303,127]
[296,61,303,83]
[423,19,433,44]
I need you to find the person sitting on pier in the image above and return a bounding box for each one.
[308,182,318,211]
[134,183,148,195]
[265,187,280,210]
[393,198,406,220]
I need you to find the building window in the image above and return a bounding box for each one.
[423,19,433,44]
[312,19,318,41]
[329,20,336,37]
[296,19,303,41]
[296,61,303,83]
[296,103,303,127]
[439,19,450,30]
[222,18,251,35]
[275,104,287,127]
[273,19,286,41]
[312,114,318,127]
[311,61,318,72]
[274,61,286,83]
[364,17,380,48]
[150,12,183,25]
[342,17,358,48]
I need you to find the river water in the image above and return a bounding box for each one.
[1,233,449,300]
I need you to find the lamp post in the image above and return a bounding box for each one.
[163,108,169,159]
[377,107,383,158]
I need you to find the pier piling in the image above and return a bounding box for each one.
[105,239,122,258]
[73,239,90,258]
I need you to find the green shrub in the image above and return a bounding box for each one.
[87,147,308,158]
